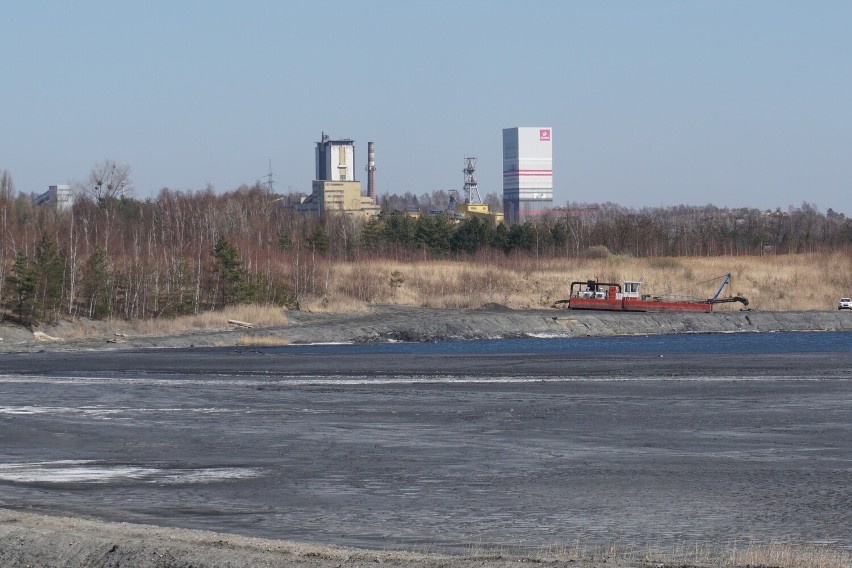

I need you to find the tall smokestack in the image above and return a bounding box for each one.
[366,141,376,204]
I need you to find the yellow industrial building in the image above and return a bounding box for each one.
[297,180,380,218]
[454,201,504,225]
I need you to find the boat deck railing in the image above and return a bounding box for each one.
[636,293,706,303]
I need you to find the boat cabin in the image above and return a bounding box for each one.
[623,281,642,299]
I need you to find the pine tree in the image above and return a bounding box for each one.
[451,217,493,254]
[10,251,37,326]
[307,224,330,255]
[212,235,254,306]
[34,233,64,323]
[81,246,110,319]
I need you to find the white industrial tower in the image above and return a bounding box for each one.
[502,127,553,223]
[315,132,355,182]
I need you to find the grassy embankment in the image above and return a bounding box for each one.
[48,252,851,340]
[311,252,852,312]
[52,304,288,342]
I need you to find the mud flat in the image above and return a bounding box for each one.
[2,305,852,352]
[2,307,851,568]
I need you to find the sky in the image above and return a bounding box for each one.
[2,1,851,215]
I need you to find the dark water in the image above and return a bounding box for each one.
[1,332,850,552]
[277,330,852,356]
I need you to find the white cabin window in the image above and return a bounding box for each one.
[624,282,641,297]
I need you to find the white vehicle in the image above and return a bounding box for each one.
[839,298,852,310]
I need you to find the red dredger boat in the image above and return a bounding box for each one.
[553,273,749,313]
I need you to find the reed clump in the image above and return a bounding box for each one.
[236,334,291,347]
[641,539,850,568]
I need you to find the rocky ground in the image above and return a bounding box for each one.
[2,304,852,352]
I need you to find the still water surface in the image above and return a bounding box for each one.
[278,330,852,356]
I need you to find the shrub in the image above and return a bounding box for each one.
[649,257,682,269]
[584,245,611,259]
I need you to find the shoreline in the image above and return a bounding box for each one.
[2,305,852,352]
[0,506,633,568]
[1,507,848,568]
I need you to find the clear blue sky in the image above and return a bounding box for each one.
[3,1,851,214]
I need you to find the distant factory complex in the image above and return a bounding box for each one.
[32,184,73,211]
[296,127,553,224]
[31,127,555,224]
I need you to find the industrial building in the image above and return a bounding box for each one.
[502,127,553,223]
[315,132,355,182]
[32,184,73,211]
[297,133,380,218]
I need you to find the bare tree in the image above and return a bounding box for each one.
[0,169,14,200]
[78,160,133,201]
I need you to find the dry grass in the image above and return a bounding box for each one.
[298,293,372,313]
[466,539,850,568]
[236,334,291,347]
[120,304,287,335]
[641,539,851,568]
[55,304,287,339]
[309,252,852,312]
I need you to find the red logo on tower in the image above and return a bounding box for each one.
[539,129,551,142]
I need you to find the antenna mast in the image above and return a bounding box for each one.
[266,159,275,192]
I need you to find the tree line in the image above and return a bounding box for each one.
[1,180,850,326]
[363,199,852,258]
